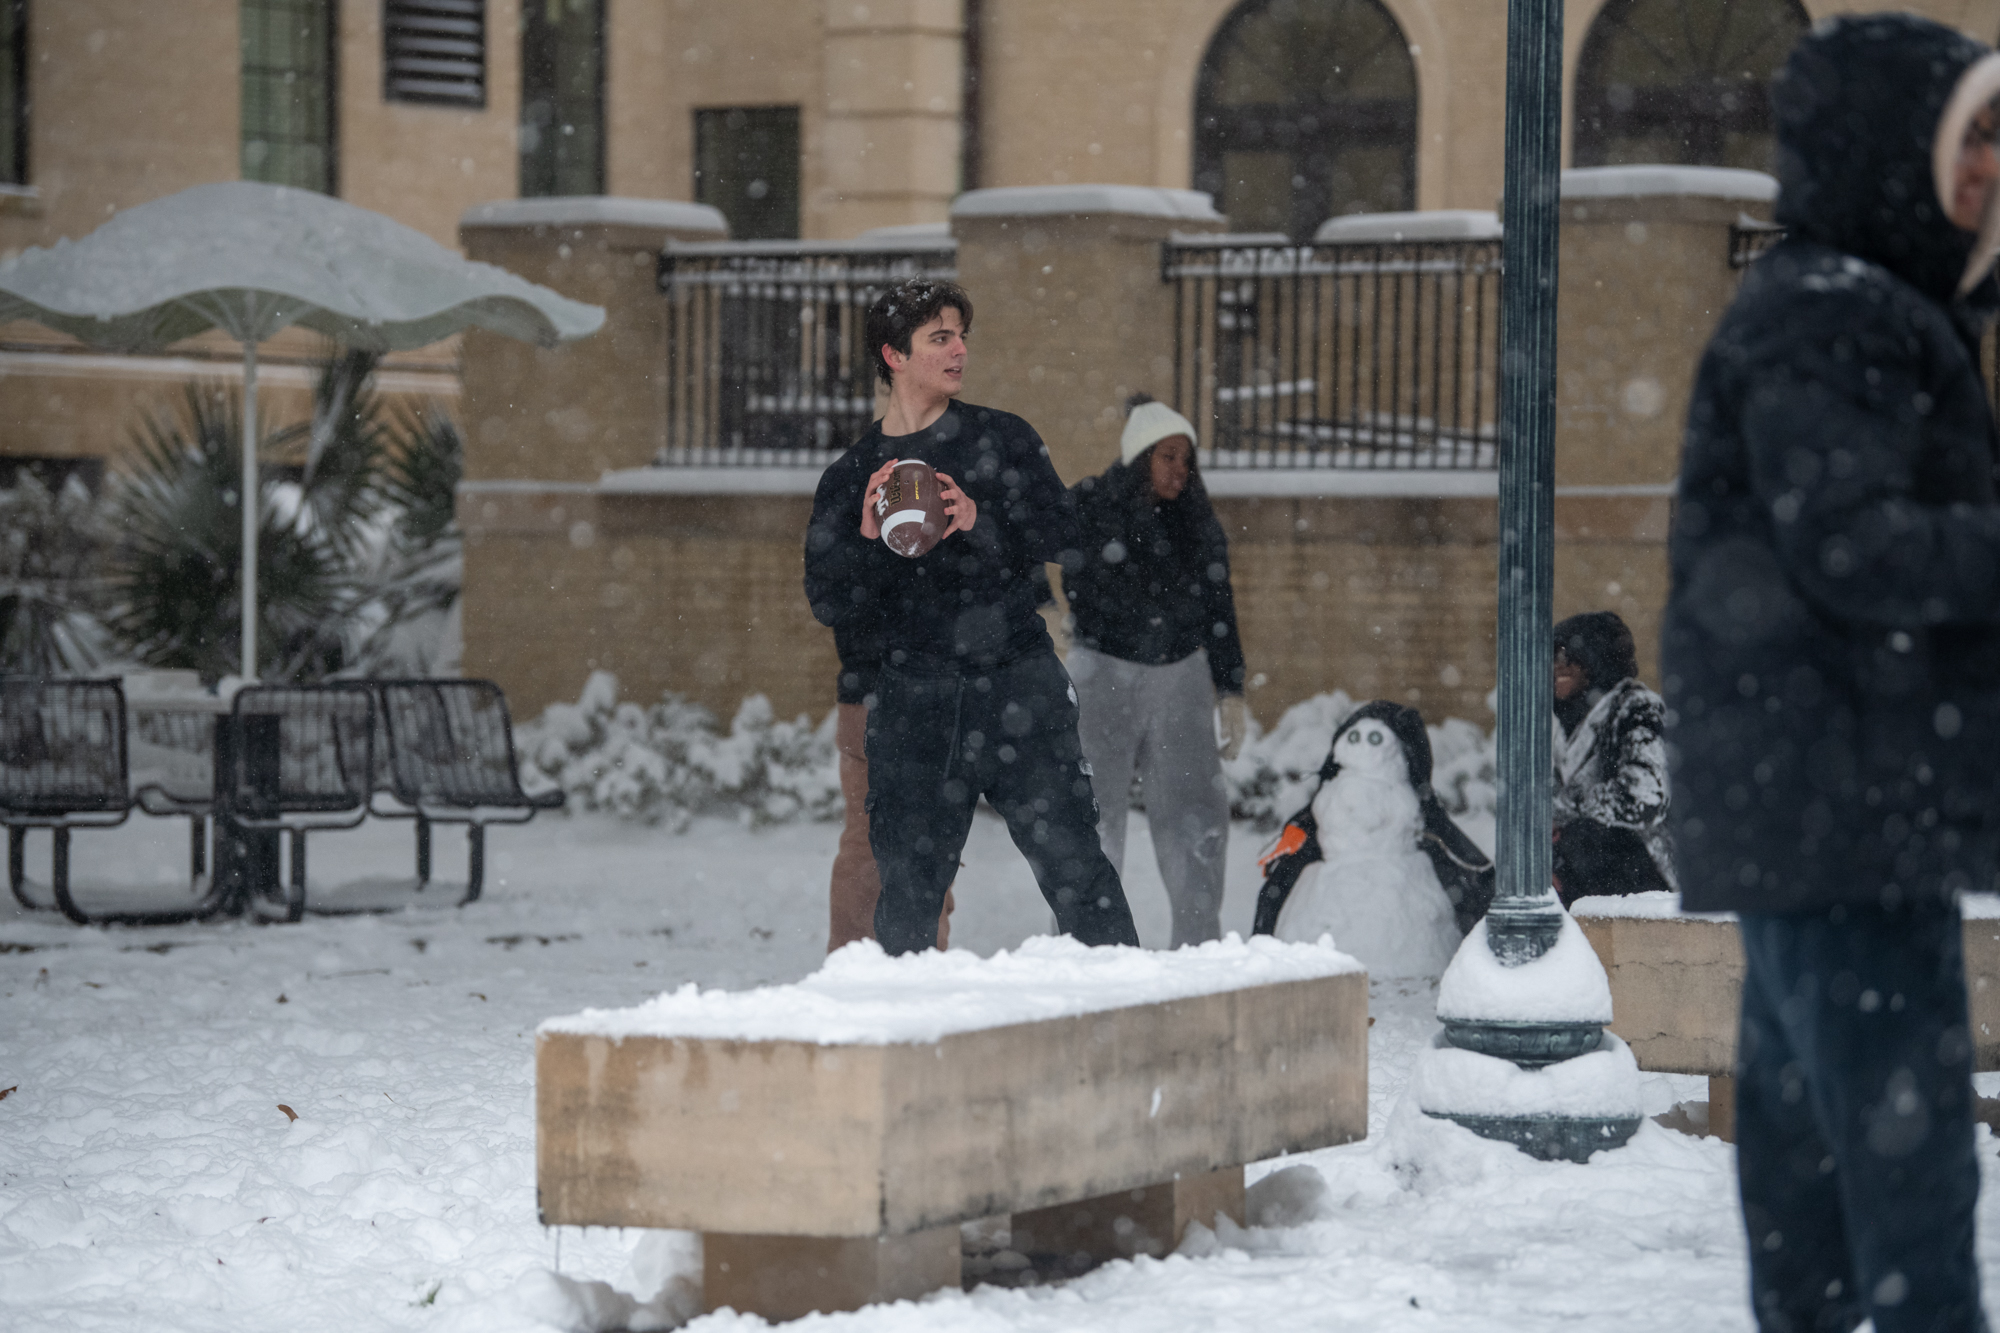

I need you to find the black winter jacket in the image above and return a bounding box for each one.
[1059,460,1247,696]
[804,401,1084,672]
[1663,15,2000,913]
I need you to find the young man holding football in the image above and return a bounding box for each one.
[803,278,1139,955]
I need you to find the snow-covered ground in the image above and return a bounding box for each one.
[5,808,1998,1332]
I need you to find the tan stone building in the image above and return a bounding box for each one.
[4,0,1998,722]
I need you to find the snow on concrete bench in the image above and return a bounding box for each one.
[1573,892,2000,1139]
[535,935,1367,1321]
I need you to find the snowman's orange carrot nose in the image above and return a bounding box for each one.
[1258,822,1308,869]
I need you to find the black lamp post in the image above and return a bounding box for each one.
[1423,0,1641,1160]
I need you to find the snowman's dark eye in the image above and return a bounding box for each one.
[1368,730,1382,745]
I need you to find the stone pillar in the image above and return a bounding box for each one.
[457,197,728,483]
[455,198,730,716]
[1552,166,1778,680]
[821,0,965,238]
[951,184,1227,484]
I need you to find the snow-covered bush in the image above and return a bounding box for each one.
[516,671,840,830]
[518,673,1495,835]
[1221,691,1496,829]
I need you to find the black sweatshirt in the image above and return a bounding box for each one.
[1059,459,1247,696]
[805,401,1083,673]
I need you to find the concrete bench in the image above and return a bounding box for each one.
[535,937,1368,1321]
[1573,894,2000,1140]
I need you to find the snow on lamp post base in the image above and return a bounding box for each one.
[1416,888,1643,1162]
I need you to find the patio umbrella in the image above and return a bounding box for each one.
[0,180,604,680]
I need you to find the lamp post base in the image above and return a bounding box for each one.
[1431,1109,1643,1163]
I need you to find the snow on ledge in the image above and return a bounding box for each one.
[1560,166,1778,203]
[952,185,1223,223]
[598,466,825,496]
[540,934,1362,1046]
[461,196,728,235]
[1569,890,1733,922]
[1314,210,1502,244]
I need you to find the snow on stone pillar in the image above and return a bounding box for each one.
[950,184,1226,485]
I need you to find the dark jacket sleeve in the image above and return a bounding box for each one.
[1197,510,1247,695]
[1744,291,2000,629]
[803,452,892,630]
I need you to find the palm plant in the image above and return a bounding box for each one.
[345,402,464,675]
[104,384,349,683]
[101,350,466,684]
[0,471,112,675]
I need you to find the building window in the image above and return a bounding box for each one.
[241,0,338,193]
[1574,0,1808,171]
[694,107,800,240]
[0,0,25,186]
[1194,0,1417,238]
[385,0,486,107]
[520,0,603,196]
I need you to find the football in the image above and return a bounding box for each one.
[875,459,949,558]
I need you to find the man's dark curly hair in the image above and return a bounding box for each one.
[865,278,974,388]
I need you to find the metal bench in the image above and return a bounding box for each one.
[3,677,136,924]
[222,683,377,921]
[370,679,563,905]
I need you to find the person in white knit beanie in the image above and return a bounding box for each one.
[1056,393,1252,946]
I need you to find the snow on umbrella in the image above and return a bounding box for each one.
[0,180,605,680]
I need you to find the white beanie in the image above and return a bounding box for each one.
[1119,400,1197,467]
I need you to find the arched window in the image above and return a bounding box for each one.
[1194,0,1418,239]
[1574,0,1807,170]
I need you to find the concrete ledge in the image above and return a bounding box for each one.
[597,466,826,496]
[461,196,727,234]
[1202,469,1497,498]
[535,973,1366,1237]
[1574,897,2000,1075]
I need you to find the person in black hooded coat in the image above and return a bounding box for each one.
[1251,700,1494,939]
[1662,15,2000,1332]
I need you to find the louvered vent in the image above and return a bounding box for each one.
[384,0,485,106]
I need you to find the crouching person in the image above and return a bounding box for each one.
[1551,611,1675,906]
[803,277,1139,955]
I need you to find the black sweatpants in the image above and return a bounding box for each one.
[1735,902,1985,1333]
[1552,817,1670,907]
[866,650,1139,955]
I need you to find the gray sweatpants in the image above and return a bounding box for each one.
[1068,644,1227,947]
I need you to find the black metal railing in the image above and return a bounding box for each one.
[657,239,958,465]
[1165,234,1503,469]
[1729,218,1786,268]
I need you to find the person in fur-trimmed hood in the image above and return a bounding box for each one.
[1550,610,1674,906]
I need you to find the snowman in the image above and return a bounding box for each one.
[1269,705,1471,978]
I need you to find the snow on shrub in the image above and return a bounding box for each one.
[516,671,840,829]
[1222,690,1496,829]
[517,672,1495,833]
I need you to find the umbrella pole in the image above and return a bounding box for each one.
[241,338,258,682]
